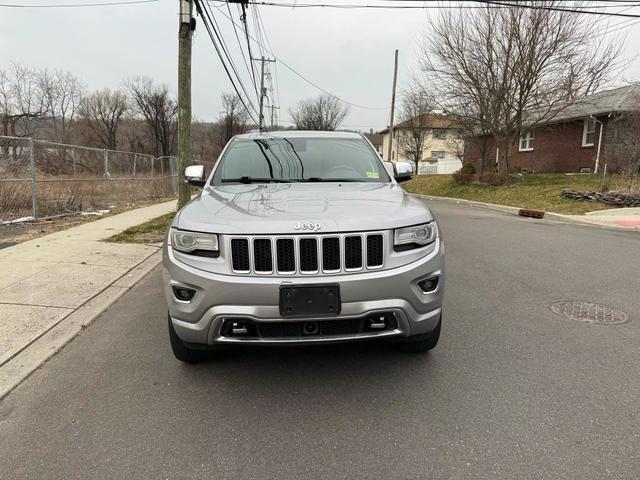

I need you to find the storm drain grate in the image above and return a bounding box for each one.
[550,301,628,325]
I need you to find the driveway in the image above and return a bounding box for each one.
[1,201,639,479]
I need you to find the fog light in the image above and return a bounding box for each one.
[418,277,439,293]
[172,285,196,302]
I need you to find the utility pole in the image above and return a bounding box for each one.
[258,56,266,131]
[386,49,399,163]
[267,105,280,129]
[252,56,276,131]
[178,0,194,209]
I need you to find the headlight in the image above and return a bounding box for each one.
[171,229,219,255]
[394,222,437,251]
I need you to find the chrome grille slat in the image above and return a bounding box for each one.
[229,232,385,275]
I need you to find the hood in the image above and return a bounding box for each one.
[175,183,433,234]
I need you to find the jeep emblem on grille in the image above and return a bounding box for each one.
[294,221,321,231]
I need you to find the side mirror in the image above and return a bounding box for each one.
[394,161,414,182]
[185,165,206,187]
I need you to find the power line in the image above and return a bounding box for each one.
[238,2,261,102]
[255,6,281,109]
[590,1,640,37]
[0,0,158,7]
[225,0,257,98]
[198,0,260,114]
[206,0,640,13]
[194,0,260,123]
[251,5,267,58]
[473,0,640,17]
[253,4,280,120]
[210,2,387,110]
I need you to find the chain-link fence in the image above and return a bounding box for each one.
[0,135,184,223]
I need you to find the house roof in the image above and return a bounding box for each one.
[363,132,383,146]
[533,83,640,125]
[379,113,462,135]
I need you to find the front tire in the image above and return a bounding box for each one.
[397,318,441,353]
[168,314,211,363]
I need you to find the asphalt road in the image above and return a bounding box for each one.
[1,201,639,480]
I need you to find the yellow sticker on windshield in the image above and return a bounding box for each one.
[366,171,379,178]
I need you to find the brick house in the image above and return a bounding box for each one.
[464,84,640,173]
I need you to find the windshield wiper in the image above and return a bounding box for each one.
[221,177,296,184]
[301,177,361,182]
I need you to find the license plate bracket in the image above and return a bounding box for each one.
[279,284,341,317]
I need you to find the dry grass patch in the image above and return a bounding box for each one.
[105,212,175,244]
[403,173,620,215]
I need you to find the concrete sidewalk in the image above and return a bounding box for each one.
[0,200,176,390]
[552,207,640,229]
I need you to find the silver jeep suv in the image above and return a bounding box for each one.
[163,131,445,362]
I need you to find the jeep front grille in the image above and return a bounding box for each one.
[229,233,385,275]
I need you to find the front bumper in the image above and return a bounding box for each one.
[163,240,445,346]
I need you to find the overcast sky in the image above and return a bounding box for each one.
[1,0,639,131]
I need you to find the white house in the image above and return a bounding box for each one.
[380,112,464,174]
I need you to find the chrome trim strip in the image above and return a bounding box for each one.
[216,329,403,344]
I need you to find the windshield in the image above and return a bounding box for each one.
[211,136,390,184]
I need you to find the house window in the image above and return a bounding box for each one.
[433,129,447,139]
[582,118,597,147]
[431,151,445,159]
[519,131,534,151]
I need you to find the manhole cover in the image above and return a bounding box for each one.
[550,301,628,325]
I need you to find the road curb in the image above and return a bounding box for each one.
[413,194,640,231]
[412,194,522,215]
[0,249,162,401]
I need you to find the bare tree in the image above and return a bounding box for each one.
[216,92,249,147]
[0,62,48,137]
[289,94,350,131]
[125,77,178,157]
[421,1,621,174]
[604,91,640,190]
[77,89,129,150]
[396,84,435,170]
[40,69,85,143]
